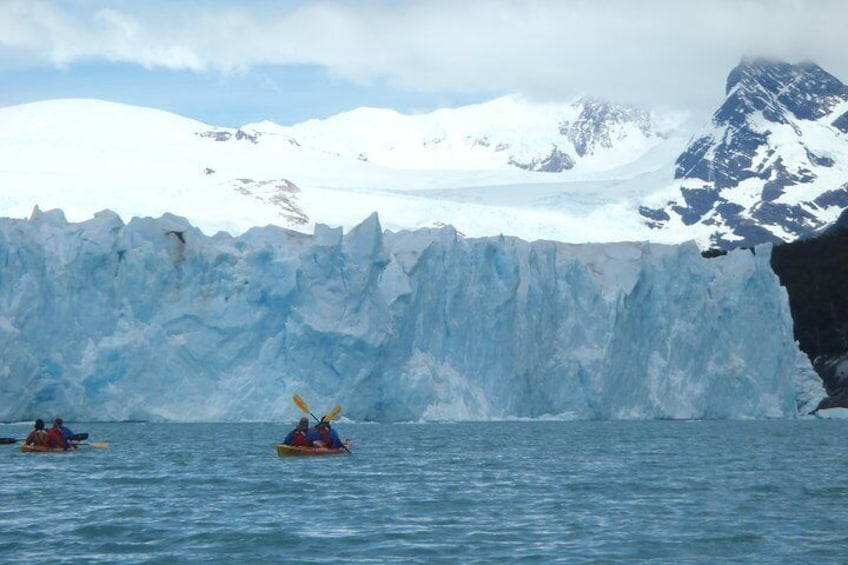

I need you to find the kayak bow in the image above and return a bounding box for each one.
[276,441,352,457]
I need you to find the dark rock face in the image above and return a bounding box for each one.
[811,353,848,410]
[674,129,768,191]
[770,224,848,409]
[198,129,260,144]
[638,206,670,228]
[506,97,659,173]
[536,147,575,172]
[833,111,848,133]
[723,60,848,122]
[234,129,259,144]
[508,145,575,172]
[559,98,653,157]
[814,186,848,209]
[673,187,722,225]
[645,59,848,251]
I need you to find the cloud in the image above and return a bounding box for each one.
[2,0,847,112]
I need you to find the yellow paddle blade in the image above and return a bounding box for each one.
[88,442,109,449]
[293,394,310,414]
[324,405,342,422]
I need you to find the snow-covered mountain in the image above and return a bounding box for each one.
[2,59,847,250]
[0,95,693,246]
[641,59,848,250]
[236,95,677,174]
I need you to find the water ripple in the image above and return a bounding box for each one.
[2,420,848,563]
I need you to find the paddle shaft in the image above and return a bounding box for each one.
[292,395,352,454]
[2,432,90,445]
[78,441,109,448]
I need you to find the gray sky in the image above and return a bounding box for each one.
[1,0,846,126]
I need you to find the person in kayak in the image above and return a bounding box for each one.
[314,418,344,449]
[282,417,321,447]
[24,419,49,447]
[52,418,76,449]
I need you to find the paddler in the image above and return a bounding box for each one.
[282,416,321,447]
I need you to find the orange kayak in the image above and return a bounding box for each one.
[21,441,106,453]
[276,441,352,457]
[21,444,76,453]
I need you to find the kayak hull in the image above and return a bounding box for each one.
[21,444,78,453]
[276,442,351,457]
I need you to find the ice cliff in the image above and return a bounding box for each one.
[0,208,824,422]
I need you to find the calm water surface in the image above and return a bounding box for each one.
[1,420,847,564]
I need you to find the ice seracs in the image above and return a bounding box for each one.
[0,209,824,422]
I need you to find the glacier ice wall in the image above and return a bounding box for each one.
[0,207,824,421]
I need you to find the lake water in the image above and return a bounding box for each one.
[1,420,847,564]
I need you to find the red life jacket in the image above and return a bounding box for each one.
[291,430,309,447]
[47,428,65,448]
[27,429,48,446]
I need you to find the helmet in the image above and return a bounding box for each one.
[34,419,45,430]
[297,417,309,429]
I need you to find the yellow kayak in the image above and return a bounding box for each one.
[276,441,352,457]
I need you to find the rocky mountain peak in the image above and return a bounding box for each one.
[559,97,654,158]
[721,58,848,125]
[640,59,848,251]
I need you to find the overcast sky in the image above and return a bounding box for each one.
[2,0,846,127]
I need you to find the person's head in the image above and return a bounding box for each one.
[53,417,63,428]
[297,417,309,430]
[34,419,44,430]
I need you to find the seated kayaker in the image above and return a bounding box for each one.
[283,417,321,447]
[46,423,66,449]
[52,417,76,449]
[24,419,48,446]
[314,418,344,449]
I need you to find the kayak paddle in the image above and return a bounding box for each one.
[323,404,342,422]
[3,433,91,445]
[292,395,352,455]
[293,394,320,422]
[80,441,109,449]
[319,404,351,454]
[2,434,105,448]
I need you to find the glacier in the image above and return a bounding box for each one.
[0,207,824,422]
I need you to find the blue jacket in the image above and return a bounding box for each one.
[59,425,75,448]
[306,428,323,444]
[316,425,343,448]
